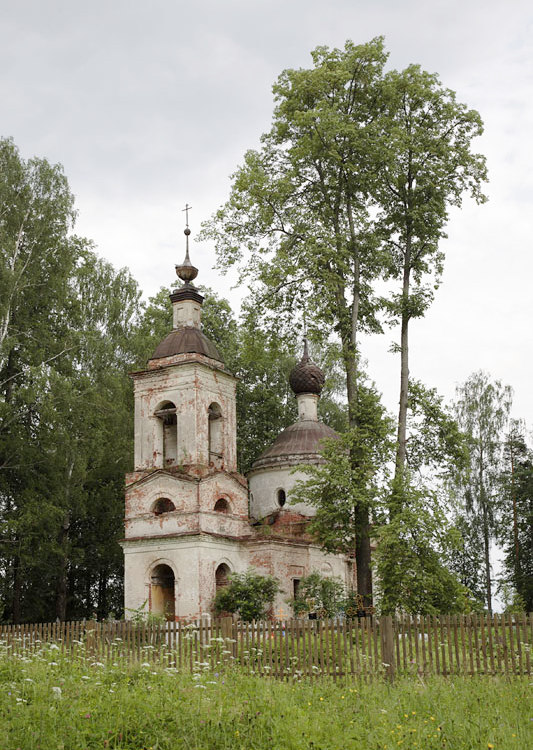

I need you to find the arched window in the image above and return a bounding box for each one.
[214,498,229,514]
[277,489,286,507]
[215,563,230,591]
[208,402,223,468]
[150,564,175,621]
[154,401,177,466]
[153,498,175,515]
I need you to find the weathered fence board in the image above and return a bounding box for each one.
[0,614,531,679]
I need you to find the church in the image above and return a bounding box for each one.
[121,224,355,620]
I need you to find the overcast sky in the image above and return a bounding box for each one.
[1,0,532,429]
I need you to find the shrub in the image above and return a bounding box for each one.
[213,569,281,621]
[291,571,345,618]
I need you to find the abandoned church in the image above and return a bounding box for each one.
[121,225,355,620]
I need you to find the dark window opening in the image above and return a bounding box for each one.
[214,498,229,514]
[215,563,230,590]
[293,579,301,599]
[277,489,286,507]
[153,498,175,515]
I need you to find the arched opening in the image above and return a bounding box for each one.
[153,498,175,515]
[215,563,231,591]
[150,564,175,621]
[154,401,177,467]
[208,402,223,468]
[214,498,229,514]
[277,489,286,507]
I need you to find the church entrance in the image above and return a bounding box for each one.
[150,564,175,621]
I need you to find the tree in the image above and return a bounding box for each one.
[499,422,533,612]
[375,66,488,486]
[375,481,472,615]
[202,39,390,601]
[202,39,488,602]
[213,569,280,621]
[0,138,143,622]
[291,381,393,604]
[453,371,512,614]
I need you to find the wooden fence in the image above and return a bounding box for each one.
[0,614,531,680]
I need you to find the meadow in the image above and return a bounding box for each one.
[0,639,531,750]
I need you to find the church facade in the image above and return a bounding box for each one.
[121,229,355,621]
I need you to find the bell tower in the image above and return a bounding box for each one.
[121,209,250,621]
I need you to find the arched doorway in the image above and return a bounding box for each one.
[150,564,175,621]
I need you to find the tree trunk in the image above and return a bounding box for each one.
[395,235,411,482]
[55,514,70,622]
[12,552,22,624]
[482,503,492,615]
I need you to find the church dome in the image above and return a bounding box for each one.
[251,420,338,470]
[288,340,325,395]
[151,327,223,362]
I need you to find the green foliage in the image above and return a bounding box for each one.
[0,138,143,622]
[453,371,513,613]
[376,479,473,615]
[213,569,281,622]
[291,571,345,618]
[292,381,393,558]
[0,644,530,750]
[499,422,533,612]
[406,380,469,476]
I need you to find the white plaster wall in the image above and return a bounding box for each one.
[132,362,237,471]
[122,535,250,620]
[125,472,251,540]
[248,465,317,519]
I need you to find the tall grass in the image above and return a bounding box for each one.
[0,641,531,749]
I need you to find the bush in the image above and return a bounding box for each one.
[213,569,281,621]
[291,571,345,618]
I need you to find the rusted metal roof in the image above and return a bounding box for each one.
[151,327,223,362]
[251,420,338,470]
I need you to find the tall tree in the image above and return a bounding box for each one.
[454,371,512,614]
[375,66,488,485]
[202,39,389,601]
[0,138,143,622]
[499,422,533,612]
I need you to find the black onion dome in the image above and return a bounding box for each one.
[151,327,223,362]
[289,339,325,395]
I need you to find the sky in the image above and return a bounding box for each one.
[1,0,532,430]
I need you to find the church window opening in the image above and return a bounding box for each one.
[154,401,177,467]
[214,498,229,514]
[277,489,286,507]
[293,578,301,599]
[215,563,230,591]
[208,402,223,468]
[153,498,175,515]
[150,563,175,621]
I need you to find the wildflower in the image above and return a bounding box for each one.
[51,687,62,699]
[488,745,494,749]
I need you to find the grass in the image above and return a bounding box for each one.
[0,643,531,749]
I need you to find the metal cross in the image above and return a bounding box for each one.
[182,203,192,227]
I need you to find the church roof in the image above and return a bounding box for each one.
[288,340,325,395]
[150,327,223,362]
[251,420,338,470]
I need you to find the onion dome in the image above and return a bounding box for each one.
[289,339,325,395]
